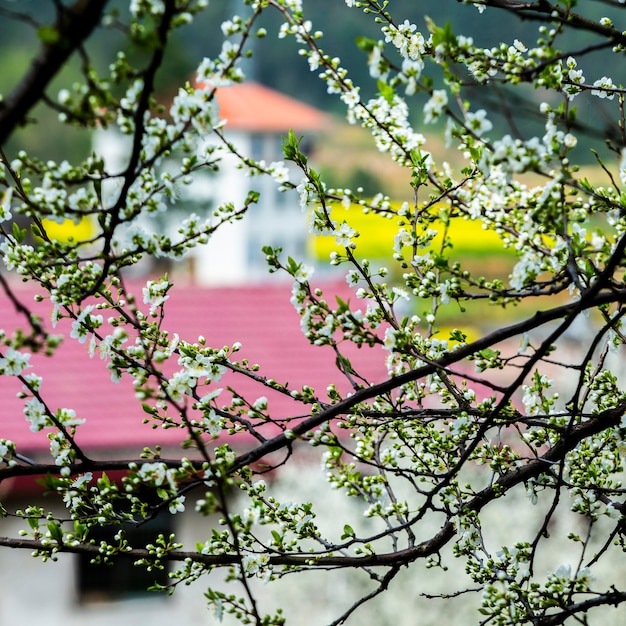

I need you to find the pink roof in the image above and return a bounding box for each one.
[0,281,386,455]
[212,81,329,132]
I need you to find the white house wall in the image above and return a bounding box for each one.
[0,497,209,626]
[191,131,250,286]
[192,130,310,286]
[92,122,313,286]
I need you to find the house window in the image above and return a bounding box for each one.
[76,511,173,603]
[250,134,265,161]
[274,184,290,208]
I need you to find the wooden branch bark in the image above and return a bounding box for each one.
[0,0,109,146]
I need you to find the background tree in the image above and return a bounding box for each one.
[2,0,626,624]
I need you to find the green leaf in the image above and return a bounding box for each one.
[336,354,356,377]
[97,473,112,491]
[37,473,64,491]
[308,167,321,189]
[429,20,456,48]
[47,521,63,543]
[93,178,102,205]
[479,348,499,359]
[335,295,349,313]
[31,224,44,240]
[12,222,26,243]
[355,36,376,53]
[579,178,594,193]
[73,521,88,541]
[37,25,60,45]
[341,524,355,540]
[246,190,260,204]
[449,329,467,343]
[377,80,394,105]
[286,256,299,273]
[433,254,449,270]
[281,129,306,164]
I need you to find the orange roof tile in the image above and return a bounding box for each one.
[0,281,385,454]
[213,81,329,132]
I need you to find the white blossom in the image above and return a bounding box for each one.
[0,187,12,222]
[143,278,170,314]
[423,90,448,124]
[0,348,31,376]
[24,398,47,432]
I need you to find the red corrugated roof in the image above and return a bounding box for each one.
[0,281,386,455]
[213,81,329,132]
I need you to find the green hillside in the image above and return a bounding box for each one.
[1,0,622,161]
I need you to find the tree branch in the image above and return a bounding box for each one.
[0,0,109,146]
